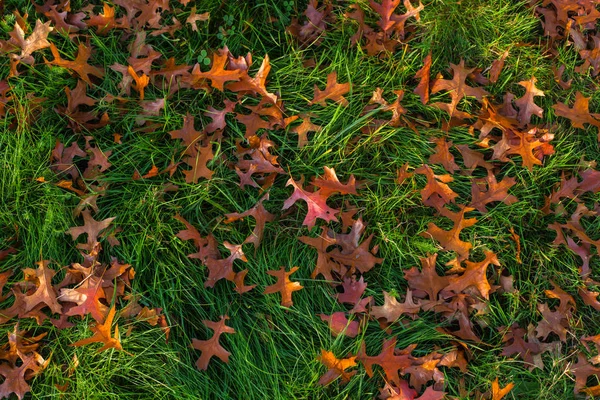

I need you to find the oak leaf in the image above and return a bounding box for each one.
[443,250,500,300]
[66,210,116,252]
[87,3,129,34]
[430,60,489,118]
[337,276,372,313]
[71,306,124,352]
[186,7,209,32]
[500,324,540,367]
[263,266,303,307]
[489,50,509,84]
[371,290,420,324]
[413,52,432,104]
[316,349,357,386]
[44,43,105,85]
[21,260,62,315]
[282,177,338,229]
[182,144,214,183]
[428,137,459,173]
[291,114,322,147]
[491,378,514,400]
[552,91,600,134]
[404,254,450,301]
[224,194,274,249]
[127,66,150,100]
[59,276,108,323]
[191,316,235,370]
[569,353,600,394]
[357,337,413,385]
[5,19,53,66]
[309,72,351,106]
[414,165,458,211]
[189,50,242,91]
[421,205,477,261]
[319,312,360,337]
[514,77,544,126]
[469,171,518,213]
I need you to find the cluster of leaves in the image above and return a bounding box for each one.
[0,0,599,398]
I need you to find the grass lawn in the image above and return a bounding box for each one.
[0,0,599,399]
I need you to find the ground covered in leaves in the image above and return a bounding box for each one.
[0,0,599,399]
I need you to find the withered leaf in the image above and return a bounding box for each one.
[443,250,500,300]
[514,77,544,126]
[489,50,509,84]
[404,253,449,302]
[186,7,209,32]
[66,210,116,252]
[431,59,489,118]
[263,266,303,307]
[319,312,360,337]
[191,316,235,370]
[414,51,432,104]
[429,137,459,173]
[44,43,105,85]
[71,306,123,352]
[21,260,62,315]
[309,72,351,106]
[371,290,420,324]
[491,377,515,400]
[357,337,413,385]
[316,349,357,386]
[552,91,600,132]
[421,205,477,261]
[224,194,274,249]
[470,171,518,213]
[415,164,458,211]
[189,50,242,91]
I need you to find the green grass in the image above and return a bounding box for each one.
[0,0,599,398]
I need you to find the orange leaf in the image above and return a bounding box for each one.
[71,306,124,352]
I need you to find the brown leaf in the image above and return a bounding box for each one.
[6,19,53,64]
[309,72,351,106]
[428,137,459,173]
[285,179,336,222]
[552,91,600,131]
[263,266,303,307]
[66,210,115,252]
[442,250,500,300]
[396,162,413,184]
[188,50,242,91]
[291,115,322,147]
[404,254,450,301]
[127,66,150,100]
[319,312,360,337]
[421,205,477,261]
[316,349,357,386]
[71,306,124,352]
[489,50,509,84]
[371,290,420,324]
[431,59,489,118]
[186,7,209,32]
[44,43,105,85]
[470,171,518,213]
[415,164,458,211]
[182,144,214,183]
[357,337,413,385]
[191,316,235,370]
[224,194,274,249]
[570,353,600,394]
[414,52,432,104]
[21,260,62,315]
[514,77,544,126]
